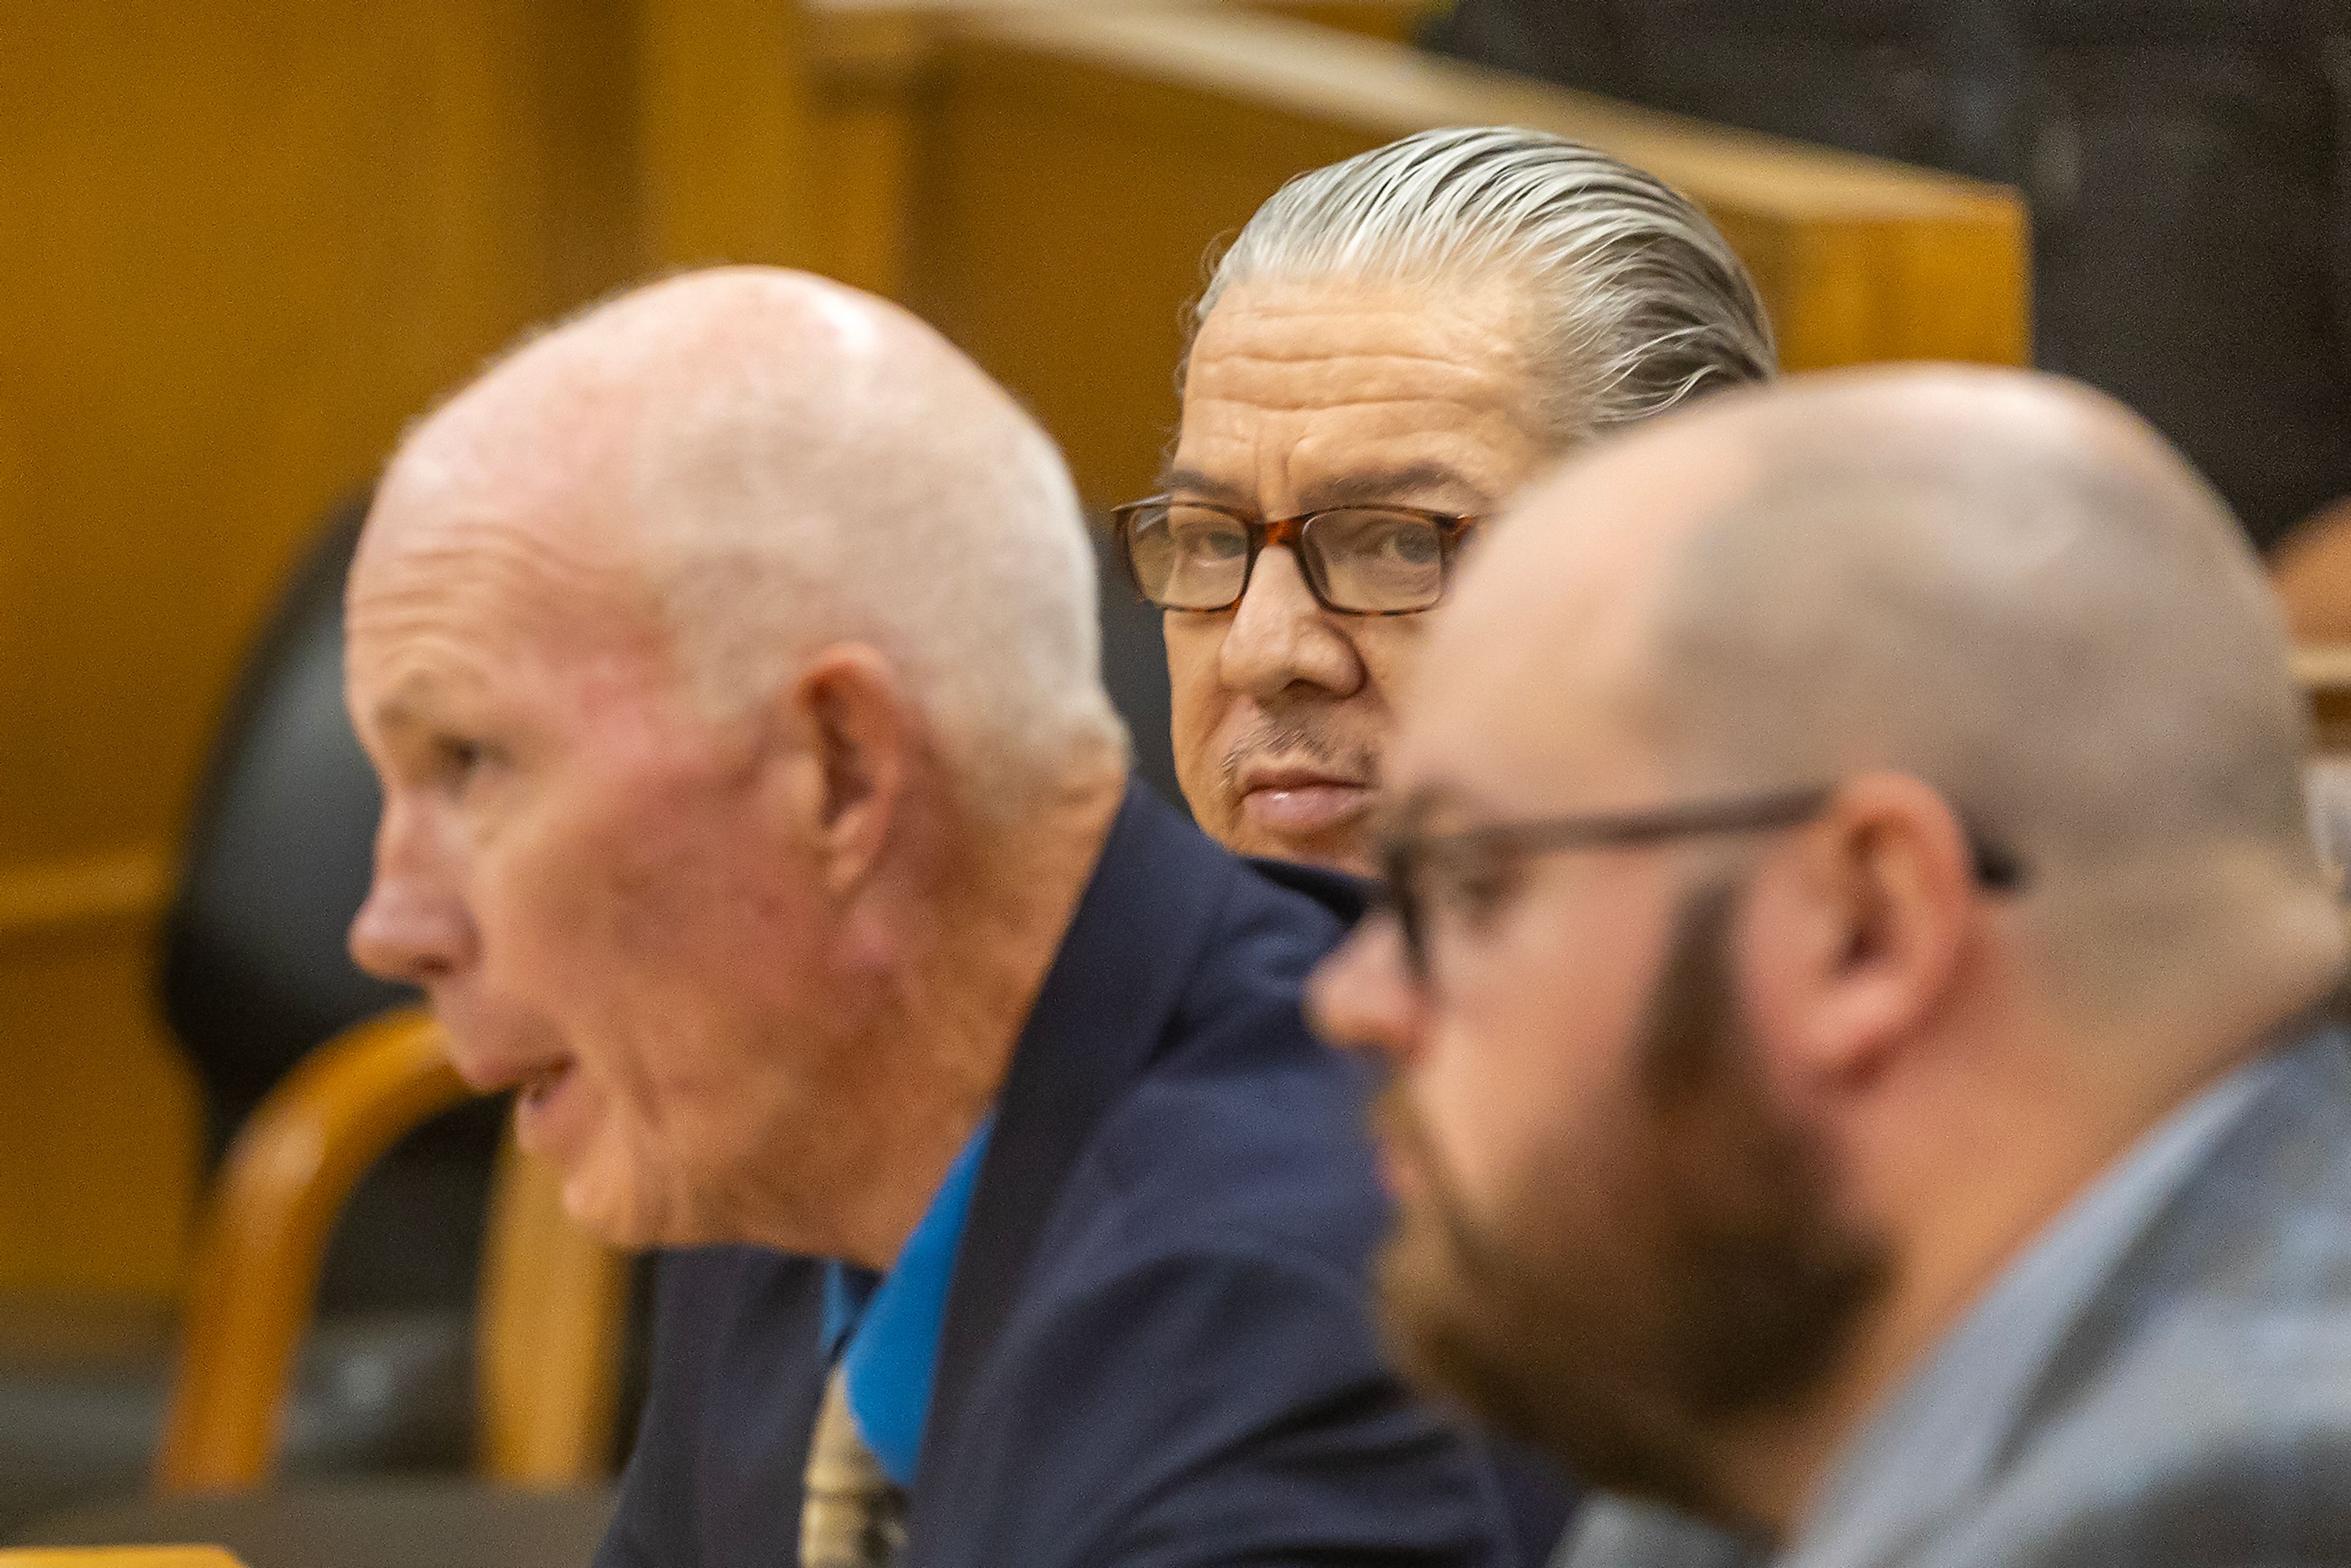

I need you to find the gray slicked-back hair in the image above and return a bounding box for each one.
[1193,126,1775,443]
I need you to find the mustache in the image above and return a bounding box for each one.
[1217,712,1379,790]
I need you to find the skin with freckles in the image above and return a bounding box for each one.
[347,270,1125,1266]
[1164,277,1550,876]
[1308,367,2349,1539]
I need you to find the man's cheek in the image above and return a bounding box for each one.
[1431,1038,1564,1211]
[1414,1063,1502,1209]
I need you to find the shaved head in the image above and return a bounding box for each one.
[373,266,1122,809]
[1433,366,2328,1010]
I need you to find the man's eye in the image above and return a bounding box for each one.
[1340,516,1442,566]
[1433,857,1518,926]
[1379,525,1441,566]
[1174,525,1248,562]
[433,736,498,789]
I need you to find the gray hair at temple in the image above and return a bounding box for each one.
[1194,126,1776,443]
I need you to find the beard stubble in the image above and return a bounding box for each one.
[1371,880,1890,1526]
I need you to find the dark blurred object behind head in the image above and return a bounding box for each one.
[1425,0,2351,553]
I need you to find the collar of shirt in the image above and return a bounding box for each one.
[1777,1035,2323,1568]
[821,1114,997,1488]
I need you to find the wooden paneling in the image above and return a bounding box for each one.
[902,7,2029,506]
[2300,647,2351,756]
[0,909,193,1299]
[808,10,942,301]
[638,0,819,270]
[0,0,628,1299]
[0,1552,244,1567]
[0,0,812,1300]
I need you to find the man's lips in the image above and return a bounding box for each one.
[440,1038,551,1096]
[1237,767,1373,836]
[433,999,563,1092]
[430,1005,589,1159]
[512,1057,583,1157]
[517,1058,572,1108]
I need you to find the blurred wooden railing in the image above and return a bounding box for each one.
[807,2,2030,506]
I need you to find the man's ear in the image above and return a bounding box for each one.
[1742,771,1976,1083]
[769,644,913,899]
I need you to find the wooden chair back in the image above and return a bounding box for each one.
[155,1009,626,1494]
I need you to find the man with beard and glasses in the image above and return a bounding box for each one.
[1311,364,2351,1567]
[1115,125,1774,879]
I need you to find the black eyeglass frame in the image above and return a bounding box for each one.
[1376,784,2028,983]
[1109,494,1483,617]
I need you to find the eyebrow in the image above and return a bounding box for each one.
[1158,467,1251,506]
[363,667,467,739]
[364,695,427,740]
[1159,462,1493,515]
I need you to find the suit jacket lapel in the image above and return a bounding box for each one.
[912,783,1234,1511]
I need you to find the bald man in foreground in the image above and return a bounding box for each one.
[346,269,1537,1568]
[1314,366,2351,1566]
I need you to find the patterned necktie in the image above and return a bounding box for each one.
[801,1363,908,1568]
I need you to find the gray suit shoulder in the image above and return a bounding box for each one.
[1918,1030,2351,1567]
[1911,1395,2351,1567]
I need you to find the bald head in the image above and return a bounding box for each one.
[1436,365,2330,1007]
[349,271,1131,1253]
[372,267,1121,809]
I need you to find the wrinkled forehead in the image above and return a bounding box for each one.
[1180,276,1539,446]
[1176,276,1551,524]
[1190,274,1531,373]
[349,421,665,685]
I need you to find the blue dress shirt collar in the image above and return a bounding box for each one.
[821,1115,996,1488]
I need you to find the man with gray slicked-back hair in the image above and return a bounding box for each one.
[1116,126,1773,878]
[1313,364,2351,1568]
[347,266,1550,1568]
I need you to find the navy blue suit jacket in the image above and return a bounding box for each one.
[596,783,1572,1567]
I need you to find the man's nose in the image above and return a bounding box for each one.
[1218,546,1365,703]
[348,863,474,986]
[1306,916,1426,1074]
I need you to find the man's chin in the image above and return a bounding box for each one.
[1226,809,1378,879]
[1376,1206,1524,1430]
[552,1158,683,1251]
[1376,1195,1739,1523]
